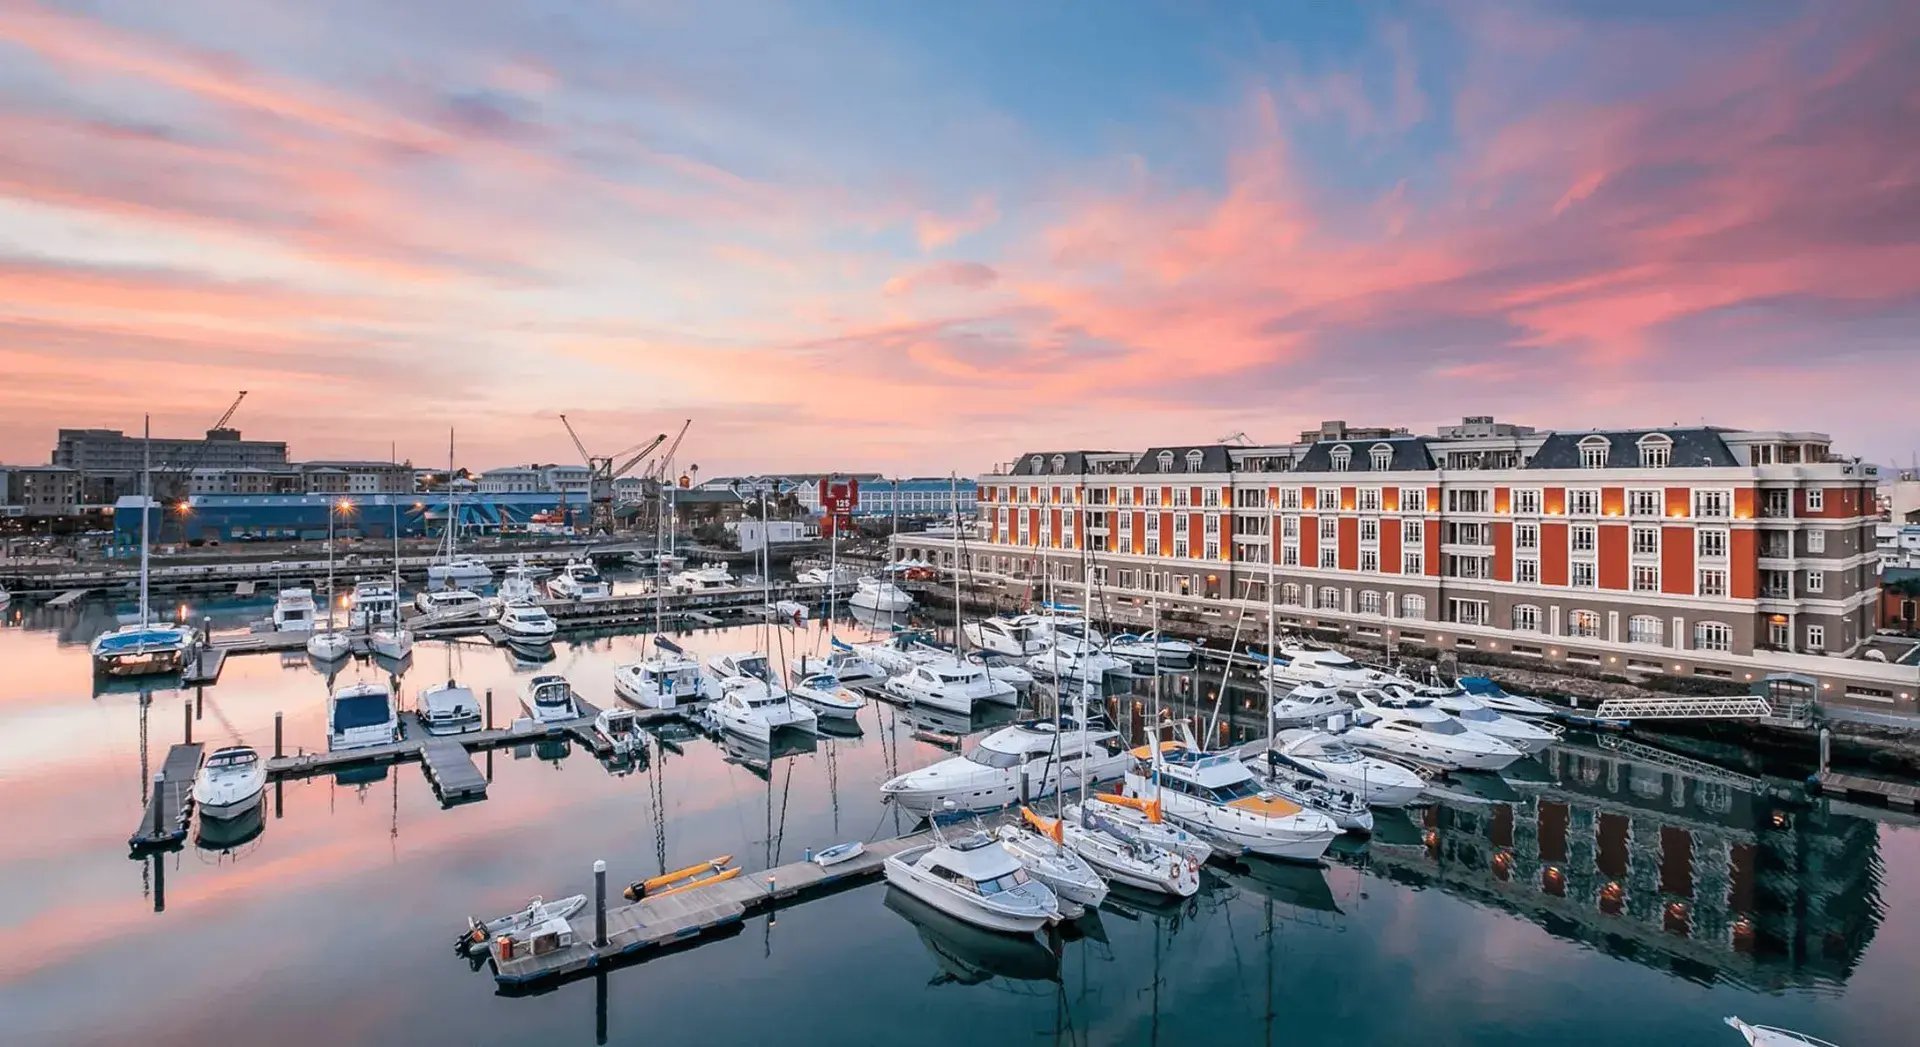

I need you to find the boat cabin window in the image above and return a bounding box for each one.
[965,745,1026,769]
[1422,717,1468,736]
[1455,706,1500,723]
[976,869,1031,895]
[332,694,392,732]
[209,749,257,768]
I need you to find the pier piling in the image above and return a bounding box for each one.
[182,700,192,745]
[274,712,283,759]
[149,773,164,838]
[594,860,608,947]
[486,689,494,732]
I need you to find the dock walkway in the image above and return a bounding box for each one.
[1816,770,1920,809]
[420,734,488,802]
[128,742,205,851]
[491,830,934,986]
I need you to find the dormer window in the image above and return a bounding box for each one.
[1329,445,1351,472]
[1637,434,1672,469]
[1157,451,1175,473]
[1370,443,1392,471]
[1028,455,1043,474]
[1578,435,1610,470]
[1185,450,1204,473]
[1050,454,1065,473]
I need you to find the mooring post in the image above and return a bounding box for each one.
[150,772,165,838]
[486,688,495,732]
[183,700,193,745]
[274,711,284,758]
[594,859,608,947]
[1819,727,1831,776]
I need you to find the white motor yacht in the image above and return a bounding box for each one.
[192,745,266,819]
[994,815,1108,919]
[1065,796,1214,864]
[669,562,736,593]
[419,679,482,735]
[883,658,1018,714]
[496,561,542,606]
[1059,805,1203,897]
[1456,676,1560,719]
[791,643,887,685]
[1240,751,1374,832]
[347,581,400,630]
[883,830,1062,934]
[328,682,399,751]
[963,615,1049,658]
[1105,630,1196,667]
[520,674,580,724]
[849,576,913,613]
[1260,644,1408,690]
[789,673,866,720]
[547,559,611,600]
[613,643,717,710]
[1384,683,1563,754]
[428,556,494,587]
[498,600,558,643]
[1026,631,1131,684]
[415,588,486,616]
[1270,682,1354,727]
[272,588,318,631]
[1120,730,1340,863]
[796,565,854,586]
[1265,727,1427,807]
[879,715,1130,816]
[1341,689,1524,771]
[708,676,818,740]
[594,707,646,758]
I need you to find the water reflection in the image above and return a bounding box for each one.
[884,887,1061,987]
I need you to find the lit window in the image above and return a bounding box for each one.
[1568,610,1600,638]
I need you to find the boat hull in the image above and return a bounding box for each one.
[883,859,1052,935]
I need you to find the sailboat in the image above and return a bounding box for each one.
[368,500,413,660]
[306,498,352,662]
[426,430,491,589]
[90,417,197,676]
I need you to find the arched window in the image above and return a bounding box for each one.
[1402,594,1427,620]
[1568,609,1601,638]
[1512,604,1541,632]
[1280,582,1301,606]
[1694,621,1732,652]
[1050,453,1066,473]
[1157,451,1175,473]
[1329,445,1352,472]
[1318,586,1341,610]
[1579,435,1610,470]
[1637,433,1672,469]
[1359,590,1382,615]
[1370,443,1393,471]
[1628,615,1663,645]
[1028,455,1044,473]
[1185,449,1204,473]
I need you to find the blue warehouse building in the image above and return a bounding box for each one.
[111,492,580,549]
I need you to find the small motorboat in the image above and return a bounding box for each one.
[1242,754,1374,833]
[790,643,887,685]
[1723,1017,1839,1047]
[884,830,1061,934]
[520,674,580,724]
[623,856,740,901]
[1071,795,1213,864]
[271,588,318,632]
[191,745,266,819]
[1264,727,1428,807]
[613,644,717,710]
[668,562,736,593]
[455,895,588,957]
[1269,682,1352,727]
[1105,630,1196,667]
[849,576,914,613]
[328,681,399,751]
[810,841,866,867]
[415,588,486,615]
[995,810,1108,919]
[547,559,610,600]
[963,614,1048,657]
[1455,675,1559,719]
[790,672,866,719]
[883,658,1018,714]
[419,679,482,735]
[347,581,401,630]
[497,600,558,643]
[594,706,646,758]
[428,555,494,588]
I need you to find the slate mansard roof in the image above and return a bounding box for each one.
[1525,428,1736,469]
[1293,436,1435,473]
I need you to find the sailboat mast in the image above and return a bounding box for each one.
[1266,496,1277,755]
[949,473,961,663]
[826,483,838,631]
[1080,477,1092,803]
[138,415,151,630]
[446,428,457,565]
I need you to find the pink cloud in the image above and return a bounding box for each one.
[881,260,999,296]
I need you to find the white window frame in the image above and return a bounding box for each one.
[1401,487,1427,512]
[1571,561,1597,588]
[1805,569,1823,594]
[1512,604,1541,632]
[1579,435,1609,469]
[1637,434,1672,469]
[1694,621,1732,652]
[1515,557,1539,584]
[1697,568,1727,597]
[1512,488,1541,515]
[1628,615,1663,645]
[1807,624,1825,650]
[1806,488,1824,512]
[1808,529,1825,554]
[1568,609,1601,638]
[1628,489,1661,517]
[1370,444,1392,471]
[1632,564,1660,592]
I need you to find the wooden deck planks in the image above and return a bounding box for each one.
[128,742,205,850]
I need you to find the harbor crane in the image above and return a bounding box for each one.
[558,415,666,535]
[160,390,248,533]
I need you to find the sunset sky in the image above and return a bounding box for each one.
[0,1,1915,476]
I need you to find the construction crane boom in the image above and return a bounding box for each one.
[611,433,667,480]
[555,414,680,535]
[558,414,594,468]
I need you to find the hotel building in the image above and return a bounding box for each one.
[898,418,1913,712]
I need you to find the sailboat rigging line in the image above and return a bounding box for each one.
[1203,575,1260,743]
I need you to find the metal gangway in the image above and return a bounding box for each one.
[1592,693,1774,721]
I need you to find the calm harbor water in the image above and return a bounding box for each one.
[0,582,1913,1046]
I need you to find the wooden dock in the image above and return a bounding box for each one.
[1816,770,1920,809]
[179,647,226,685]
[46,588,89,608]
[490,830,938,987]
[129,742,205,851]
